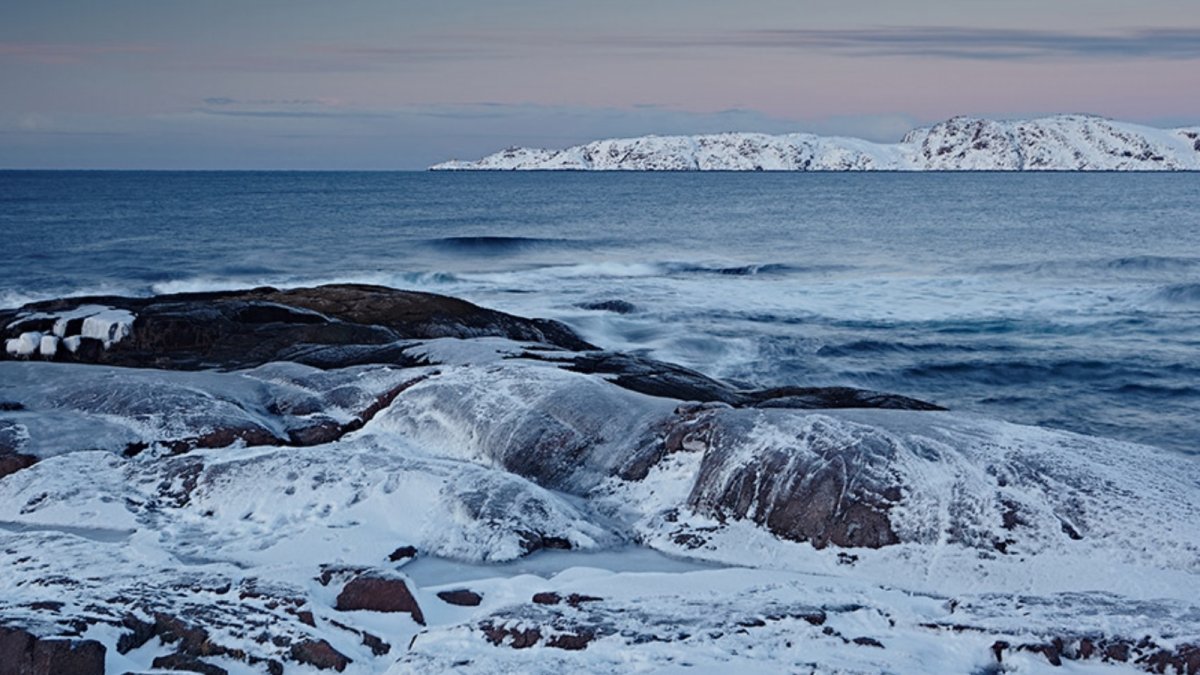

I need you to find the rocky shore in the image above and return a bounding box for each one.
[1,285,1197,674]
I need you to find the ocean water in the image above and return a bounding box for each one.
[2,170,1198,454]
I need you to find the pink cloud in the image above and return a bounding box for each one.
[0,42,160,65]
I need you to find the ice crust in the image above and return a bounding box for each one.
[1,339,1197,673]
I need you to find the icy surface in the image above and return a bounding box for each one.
[1,342,1197,673]
[432,114,1200,171]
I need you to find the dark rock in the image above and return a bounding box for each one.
[335,574,425,625]
[576,299,637,314]
[532,592,561,605]
[150,654,229,675]
[0,625,106,675]
[289,639,351,672]
[0,401,23,411]
[117,615,157,654]
[745,386,945,411]
[687,418,902,549]
[539,351,942,412]
[547,631,595,650]
[1,284,594,371]
[387,545,418,562]
[566,593,602,608]
[151,613,213,656]
[559,352,744,405]
[481,622,542,649]
[25,601,64,612]
[437,589,483,606]
[360,631,391,657]
[0,452,37,481]
[852,636,884,648]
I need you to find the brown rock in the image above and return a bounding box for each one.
[547,631,594,650]
[0,625,106,675]
[566,593,603,608]
[437,589,483,606]
[290,639,351,672]
[336,574,425,625]
[150,654,229,675]
[532,592,561,605]
[481,622,542,649]
[0,452,37,481]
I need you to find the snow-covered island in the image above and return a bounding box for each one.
[2,284,1199,674]
[431,114,1200,171]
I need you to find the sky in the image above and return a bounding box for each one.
[2,0,1198,169]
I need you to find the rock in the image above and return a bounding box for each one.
[745,386,944,411]
[852,636,884,648]
[566,594,603,608]
[0,452,37,480]
[481,622,542,649]
[576,299,637,314]
[1,284,594,370]
[0,625,106,675]
[360,631,390,657]
[150,654,229,675]
[532,592,561,605]
[687,413,902,549]
[545,351,942,411]
[289,639,351,672]
[387,545,418,562]
[335,574,425,625]
[547,631,594,650]
[438,589,483,606]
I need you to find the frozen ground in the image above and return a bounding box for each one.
[2,333,1198,673]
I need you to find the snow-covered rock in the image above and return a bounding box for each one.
[432,114,1200,171]
[2,288,1198,674]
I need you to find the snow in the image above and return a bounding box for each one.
[3,305,136,359]
[431,114,1200,171]
[1,344,1197,673]
[79,308,134,347]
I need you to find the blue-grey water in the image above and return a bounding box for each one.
[2,171,1198,454]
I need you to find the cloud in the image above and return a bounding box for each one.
[0,42,159,64]
[607,27,1200,61]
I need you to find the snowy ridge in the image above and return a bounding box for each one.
[431,114,1200,171]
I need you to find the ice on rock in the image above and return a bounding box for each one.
[61,336,81,353]
[7,332,43,357]
[37,335,58,358]
[80,309,134,347]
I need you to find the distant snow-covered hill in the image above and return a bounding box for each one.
[431,114,1200,171]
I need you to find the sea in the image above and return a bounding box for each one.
[2,170,1198,454]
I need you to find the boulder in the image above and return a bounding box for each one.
[0,626,106,675]
[438,589,483,606]
[335,574,425,625]
[0,284,594,370]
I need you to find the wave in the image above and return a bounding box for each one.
[1152,282,1200,305]
[815,339,1006,358]
[418,236,591,254]
[975,255,1200,278]
[900,358,1190,387]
